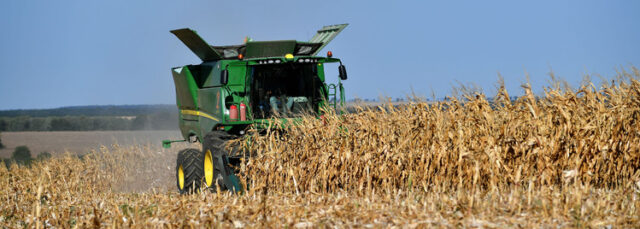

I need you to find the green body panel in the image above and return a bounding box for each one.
[172,66,199,110]
[226,63,248,89]
[170,25,348,143]
[197,87,223,138]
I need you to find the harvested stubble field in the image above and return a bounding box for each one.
[0,130,182,158]
[2,71,640,228]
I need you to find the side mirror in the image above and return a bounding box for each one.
[220,70,229,85]
[338,65,347,80]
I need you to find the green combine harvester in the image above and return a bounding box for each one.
[164,24,349,194]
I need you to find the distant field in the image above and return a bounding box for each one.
[0,130,182,158]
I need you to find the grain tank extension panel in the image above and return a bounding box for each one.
[309,24,348,55]
[171,29,222,62]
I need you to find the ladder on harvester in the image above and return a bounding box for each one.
[326,82,345,112]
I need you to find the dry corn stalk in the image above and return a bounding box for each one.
[1,69,639,227]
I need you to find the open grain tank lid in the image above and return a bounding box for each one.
[171,24,348,61]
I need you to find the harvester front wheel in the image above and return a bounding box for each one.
[202,131,242,192]
[176,148,204,194]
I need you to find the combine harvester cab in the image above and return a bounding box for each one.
[165,24,349,194]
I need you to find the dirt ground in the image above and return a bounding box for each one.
[0,130,182,158]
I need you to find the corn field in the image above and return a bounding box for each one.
[2,69,640,227]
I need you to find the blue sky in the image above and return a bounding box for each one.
[1,0,638,109]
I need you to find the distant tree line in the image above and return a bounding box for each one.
[0,104,180,131]
[0,104,177,117]
[0,113,178,131]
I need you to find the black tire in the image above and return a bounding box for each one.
[202,131,240,192]
[176,148,204,194]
